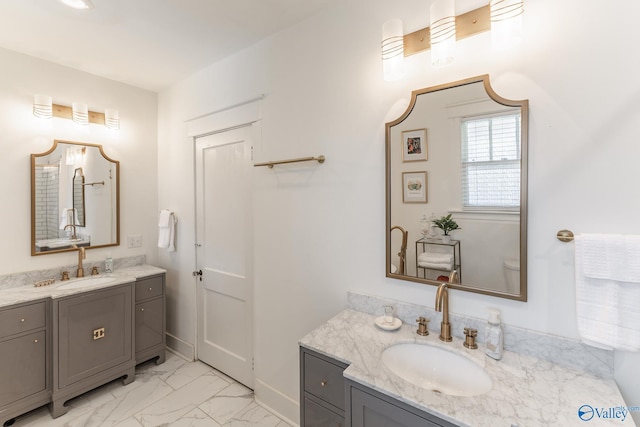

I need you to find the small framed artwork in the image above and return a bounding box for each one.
[402,128,428,162]
[402,171,427,203]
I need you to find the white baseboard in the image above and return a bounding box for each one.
[166,333,195,362]
[254,378,299,427]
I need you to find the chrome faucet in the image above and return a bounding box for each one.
[75,246,86,278]
[435,283,452,342]
[64,224,78,239]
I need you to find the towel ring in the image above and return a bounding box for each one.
[557,229,574,242]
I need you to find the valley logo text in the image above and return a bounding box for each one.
[578,404,639,422]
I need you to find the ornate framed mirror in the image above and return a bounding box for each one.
[386,75,528,301]
[31,140,120,255]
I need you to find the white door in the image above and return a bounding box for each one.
[195,125,254,388]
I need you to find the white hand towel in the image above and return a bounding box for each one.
[158,210,176,251]
[418,252,454,264]
[418,261,453,270]
[575,234,640,352]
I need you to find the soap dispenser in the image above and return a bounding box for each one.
[105,253,113,273]
[485,308,503,360]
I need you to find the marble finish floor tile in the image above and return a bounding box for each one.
[8,352,291,427]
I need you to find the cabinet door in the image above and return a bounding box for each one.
[304,397,344,427]
[57,285,133,388]
[350,387,443,427]
[135,298,164,354]
[0,331,46,407]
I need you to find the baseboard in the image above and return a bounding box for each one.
[254,378,299,427]
[165,333,195,362]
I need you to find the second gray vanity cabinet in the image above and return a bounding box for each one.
[134,273,166,365]
[300,347,348,427]
[0,299,50,427]
[51,283,136,418]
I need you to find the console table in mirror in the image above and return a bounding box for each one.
[31,140,120,255]
[386,75,528,301]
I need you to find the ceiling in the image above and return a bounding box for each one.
[0,0,340,92]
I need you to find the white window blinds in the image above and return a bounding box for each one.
[461,113,521,209]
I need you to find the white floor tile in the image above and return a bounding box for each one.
[199,382,254,425]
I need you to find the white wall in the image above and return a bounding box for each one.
[158,0,640,421]
[0,48,158,274]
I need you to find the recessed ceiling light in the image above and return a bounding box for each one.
[59,0,94,10]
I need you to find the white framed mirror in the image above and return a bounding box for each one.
[31,140,120,255]
[386,75,528,301]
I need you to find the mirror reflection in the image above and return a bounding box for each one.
[31,140,120,255]
[386,75,528,301]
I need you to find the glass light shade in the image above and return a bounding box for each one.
[33,94,52,119]
[72,102,89,125]
[430,0,456,67]
[59,0,94,10]
[490,0,524,51]
[381,19,404,81]
[105,108,120,130]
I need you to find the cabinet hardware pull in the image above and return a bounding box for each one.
[21,318,25,322]
[93,327,106,340]
[320,380,327,387]
[149,287,153,291]
[140,308,145,312]
[34,339,38,343]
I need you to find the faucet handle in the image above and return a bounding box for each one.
[463,327,478,349]
[91,266,99,275]
[61,271,70,281]
[416,317,429,336]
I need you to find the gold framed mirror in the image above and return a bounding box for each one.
[31,140,120,255]
[386,75,528,301]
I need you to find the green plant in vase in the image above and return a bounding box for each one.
[433,214,460,242]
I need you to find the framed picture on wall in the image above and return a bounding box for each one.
[402,171,427,203]
[402,128,428,162]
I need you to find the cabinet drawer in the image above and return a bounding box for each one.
[135,298,164,354]
[304,352,345,410]
[0,301,46,337]
[304,397,344,427]
[135,276,164,302]
[0,330,47,407]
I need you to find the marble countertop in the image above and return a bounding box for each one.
[300,309,635,427]
[0,264,165,308]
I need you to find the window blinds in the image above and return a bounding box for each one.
[461,113,521,208]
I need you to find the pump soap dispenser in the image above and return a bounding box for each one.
[485,308,504,360]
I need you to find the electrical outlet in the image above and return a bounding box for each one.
[127,234,142,248]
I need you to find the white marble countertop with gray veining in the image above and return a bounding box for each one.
[299,309,635,427]
[0,264,165,308]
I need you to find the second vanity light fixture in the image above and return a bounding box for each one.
[382,0,524,80]
[33,95,120,130]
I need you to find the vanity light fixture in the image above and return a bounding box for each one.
[430,0,456,67]
[59,0,94,10]
[381,19,405,81]
[383,0,523,74]
[32,96,120,130]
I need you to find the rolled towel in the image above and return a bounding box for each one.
[158,210,176,251]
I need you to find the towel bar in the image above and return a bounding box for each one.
[557,229,574,242]
[253,155,325,168]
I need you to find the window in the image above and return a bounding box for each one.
[461,113,521,209]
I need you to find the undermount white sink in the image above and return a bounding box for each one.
[381,343,492,397]
[56,276,117,290]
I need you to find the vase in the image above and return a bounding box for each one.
[441,235,451,244]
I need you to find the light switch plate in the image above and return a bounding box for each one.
[127,234,142,248]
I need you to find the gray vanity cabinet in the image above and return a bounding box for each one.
[51,283,136,418]
[134,274,166,365]
[346,380,457,427]
[0,299,51,427]
[300,347,348,427]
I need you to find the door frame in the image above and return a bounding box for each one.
[186,97,262,361]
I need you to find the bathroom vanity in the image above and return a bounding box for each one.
[0,265,165,426]
[300,309,632,427]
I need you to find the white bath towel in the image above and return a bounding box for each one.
[575,233,640,351]
[418,252,454,264]
[158,210,177,252]
[418,261,453,270]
